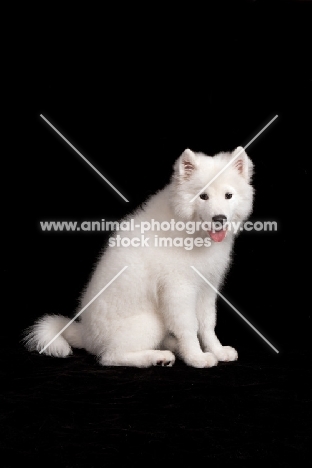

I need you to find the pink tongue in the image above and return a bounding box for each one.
[208,230,227,242]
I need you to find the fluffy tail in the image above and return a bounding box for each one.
[23,314,84,357]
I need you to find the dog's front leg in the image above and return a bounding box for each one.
[197,291,238,362]
[161,286,217,368]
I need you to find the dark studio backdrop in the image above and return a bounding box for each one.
[2,2,312,465]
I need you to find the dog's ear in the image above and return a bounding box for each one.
[232,147,254,182]
[174,149,199,180]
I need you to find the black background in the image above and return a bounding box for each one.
[2,1,312,465]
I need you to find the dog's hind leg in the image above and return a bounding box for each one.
[99,349,175,367]
[97,312,175,368]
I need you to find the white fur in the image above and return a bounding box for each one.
[24,148,254,368]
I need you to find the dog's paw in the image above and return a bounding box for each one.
[186,352,218,368]
[213,346,238,362]
[154,350,176,367]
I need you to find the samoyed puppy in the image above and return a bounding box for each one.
[24,147,254,368]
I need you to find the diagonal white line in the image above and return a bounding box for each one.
[190,115,278,202]
[40,114,129,202]
[191,266,279,353]
[39,266,128,354]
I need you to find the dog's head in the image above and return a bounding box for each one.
[169,148,254,242]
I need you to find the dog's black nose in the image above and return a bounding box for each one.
[212,215,227,224]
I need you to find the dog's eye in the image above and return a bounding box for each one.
[225,193,232,199]
[200,193,209,200]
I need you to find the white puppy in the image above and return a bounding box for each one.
[24,148,254,368]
